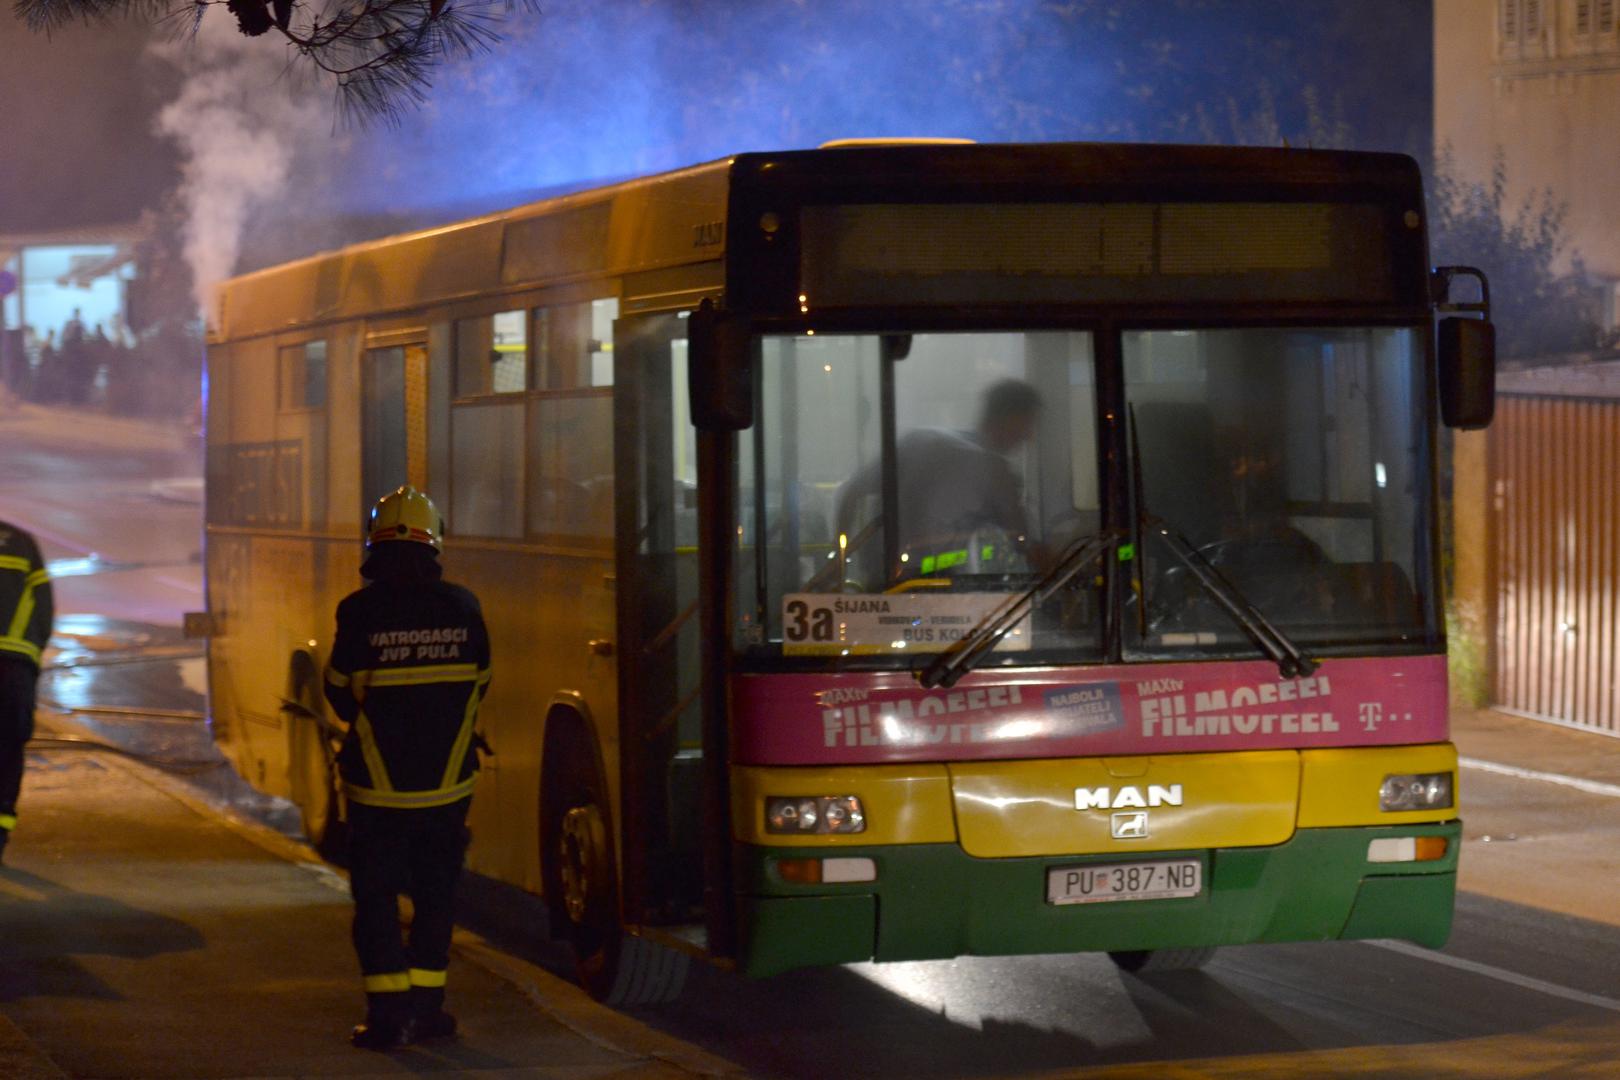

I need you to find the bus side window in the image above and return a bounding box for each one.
[527,392,614,543]
[277,340,327,411]
[535,298,617,390]
[455,311,527,396]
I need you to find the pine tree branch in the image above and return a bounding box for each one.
[10,0,537,124]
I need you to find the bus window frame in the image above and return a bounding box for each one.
[274,336,329,414]
[524,382,616,549]
[446,288,622,403]
[441,287,622,545]
[451,308,532,400]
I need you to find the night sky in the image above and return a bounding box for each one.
[0,1,1432,265]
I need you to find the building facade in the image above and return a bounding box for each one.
[1436,0,1620,329]
[1439,1,1620,737]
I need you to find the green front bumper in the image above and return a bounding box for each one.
[737,822,1459,977]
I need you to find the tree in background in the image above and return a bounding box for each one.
[11,0,534,123]
[1428,148,1604,363]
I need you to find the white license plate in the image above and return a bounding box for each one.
[1045,859,1202,905]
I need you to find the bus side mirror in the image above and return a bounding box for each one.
[1432,265,1496,431]
[688,299,754,431]
[1438,318,1495,430]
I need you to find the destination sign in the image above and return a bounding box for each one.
[781,592,1031,656]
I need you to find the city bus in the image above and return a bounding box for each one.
[199,141,1495,1005]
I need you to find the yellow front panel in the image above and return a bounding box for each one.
[732,765,956,846]
[1298,743,1458,827]
[950,752,1299,858]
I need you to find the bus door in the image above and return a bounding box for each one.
[360,337,429,512]
[613,312,704,929]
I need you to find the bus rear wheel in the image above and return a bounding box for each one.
[543,758,688,1006]
[288,714,347,863]
[1108,947,1218,973]
[284,655,347,864]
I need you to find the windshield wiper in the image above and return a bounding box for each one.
[1125,406,1315,679]
[1142,515,1318,679]
[918,529,1121,690]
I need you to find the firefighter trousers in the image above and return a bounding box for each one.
[0,661,37,846]
[347,796,470,1016]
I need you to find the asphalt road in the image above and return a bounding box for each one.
[6,404,1620,1078]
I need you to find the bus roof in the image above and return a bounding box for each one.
[210,142,1423,341]
[209,156,734,341]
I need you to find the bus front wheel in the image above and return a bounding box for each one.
[1108,947,1218,974]
[542,738,687,1005]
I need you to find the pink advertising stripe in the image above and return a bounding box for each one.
[732,655,1449,766]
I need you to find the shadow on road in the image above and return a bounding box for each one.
[0,865,206,1004]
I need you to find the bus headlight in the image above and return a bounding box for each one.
[1379,772,1453,812]
[765,795,866,834]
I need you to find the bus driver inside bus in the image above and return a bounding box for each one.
[833,377,1049,583]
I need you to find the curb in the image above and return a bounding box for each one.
[455,934,745,1078]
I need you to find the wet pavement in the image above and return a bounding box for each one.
[1,740,732,1079]
[34,615,297,831]
[12,614,739,1078]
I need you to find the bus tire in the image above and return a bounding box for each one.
[541,726,688,1006]
[284,652,347,864]
[590,932,690,1007]
[1108,946,1218,973]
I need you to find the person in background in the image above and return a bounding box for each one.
[0,519,53,865]
[32,330,58,404]
[58,310,88,405]
[323,486,490,1049]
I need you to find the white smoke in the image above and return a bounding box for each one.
[152,17,332,318]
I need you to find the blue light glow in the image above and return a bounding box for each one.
[324,0,1428,216]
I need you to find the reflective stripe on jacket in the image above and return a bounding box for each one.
[323,579,490,810]
[0,524,52,670]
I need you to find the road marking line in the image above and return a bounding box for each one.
[1459,756,1620,799]
[1369,939,1620,1013]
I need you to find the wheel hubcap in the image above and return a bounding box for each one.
[559,804,606,925]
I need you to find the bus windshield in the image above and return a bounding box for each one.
[737,330,1105,662]
[1125,325,1434,655]
[737,324,1435,665]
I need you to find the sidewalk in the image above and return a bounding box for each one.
[0,736,737,1079]
[1451,704,1620,790]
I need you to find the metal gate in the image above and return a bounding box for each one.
[1489,383,1620,736]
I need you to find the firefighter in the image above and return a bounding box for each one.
[0,519,52,866]
[324,486,490,1050]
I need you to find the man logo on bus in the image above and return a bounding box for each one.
[1112,811,1150,839]
[1073,784,1183,811]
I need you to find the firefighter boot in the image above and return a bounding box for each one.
[410,984,457,1040]
[350,991,415,1050]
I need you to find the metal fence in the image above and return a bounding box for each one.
[1488,378,1620,737]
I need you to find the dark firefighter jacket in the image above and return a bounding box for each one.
[323,579,491,810]
[0,523,52,671]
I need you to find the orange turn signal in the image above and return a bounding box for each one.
[776,858,822,884]
[1414,836,1448,861]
